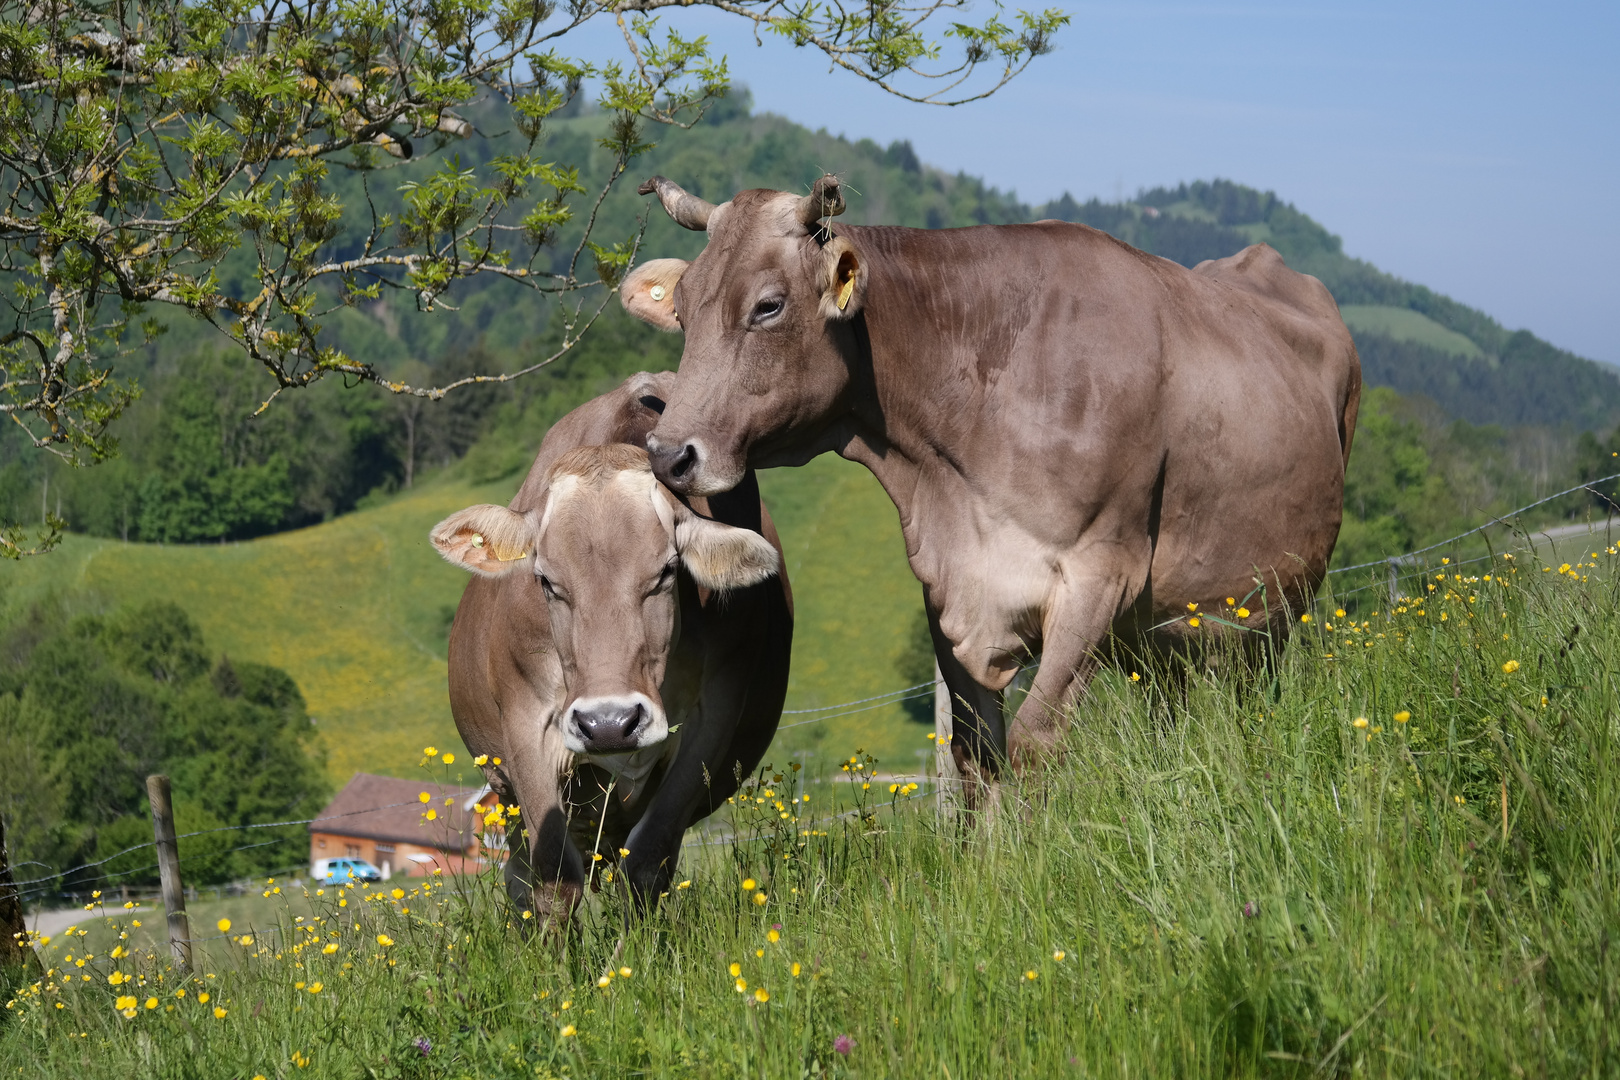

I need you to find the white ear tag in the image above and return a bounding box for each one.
[649,285,667,302]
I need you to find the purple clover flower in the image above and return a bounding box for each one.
[833,1034,854,1056]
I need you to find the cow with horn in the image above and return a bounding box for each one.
[620,173,1360,803]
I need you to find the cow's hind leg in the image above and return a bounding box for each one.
[929,602,1006,810]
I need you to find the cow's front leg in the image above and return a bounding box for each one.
[928,600,1007,809]
[1008,551,1145,769]
[619,664,762,908]
[504,732,584,931]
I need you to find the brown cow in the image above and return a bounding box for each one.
[431,372,793,920]
[621,175,1359,797]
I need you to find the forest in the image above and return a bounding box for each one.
[0,601,324,892]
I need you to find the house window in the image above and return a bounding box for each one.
[316,838,326,849]
[375,844,395,854]
[345,844,361,858]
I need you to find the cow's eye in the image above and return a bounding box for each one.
[655,560,678,590]
[538,574,558,598]
[750,297,784,324]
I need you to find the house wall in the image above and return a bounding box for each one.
[308,831,488,879]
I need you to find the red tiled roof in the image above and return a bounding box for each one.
[309,773,484,851]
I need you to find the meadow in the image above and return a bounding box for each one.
[6,546,1617,1078]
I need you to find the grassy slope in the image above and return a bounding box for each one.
[0,455,928,784]
[8,559,1617,1077]
[1338,304,1484,359]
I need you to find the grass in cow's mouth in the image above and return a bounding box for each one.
[7,551,1620,1077]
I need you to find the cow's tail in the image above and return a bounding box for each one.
[1337,340,1363,468]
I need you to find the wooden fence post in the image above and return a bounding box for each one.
[933,662,958,819]
[146,775,192,974]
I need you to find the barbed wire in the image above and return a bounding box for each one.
[9,800,428,891]
[781,681,938,715]
[1327,473,1620,575]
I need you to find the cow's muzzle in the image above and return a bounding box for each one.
[565,694,663,753]
[647,437,701,494]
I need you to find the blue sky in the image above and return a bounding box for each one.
[568,1,1618,365]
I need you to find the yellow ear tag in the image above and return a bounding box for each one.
[836,275,855,311]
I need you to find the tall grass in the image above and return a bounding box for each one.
[5,554,1617,1077]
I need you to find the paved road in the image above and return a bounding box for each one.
[27,905,153,940]
[1523,518,1620,549]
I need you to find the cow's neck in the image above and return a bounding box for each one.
[826,226,1041,688]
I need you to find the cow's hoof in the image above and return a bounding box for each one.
[1006,721,1061,772]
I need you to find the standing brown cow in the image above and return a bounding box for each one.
[621,175,1359,797]
[431,372,793,920]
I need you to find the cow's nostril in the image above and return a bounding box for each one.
[573,699,647,750]
[669,443,698,479]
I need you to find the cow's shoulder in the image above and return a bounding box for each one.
[1191,243,1339,323]
[510,371,676,510]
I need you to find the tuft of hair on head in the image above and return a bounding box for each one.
[546,444,653,488]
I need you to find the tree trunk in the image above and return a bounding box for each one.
[402,402,419,490]
[0,814,41,977]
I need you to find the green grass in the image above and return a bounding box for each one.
[1339,305,1485,359]
[0,454,928,783]
[7,554,1618,1077]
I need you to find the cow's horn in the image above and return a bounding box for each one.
[797,175,845,226]
[637,175,715,231]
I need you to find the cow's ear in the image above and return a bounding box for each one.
[819,236,865,321]
[621,258,689,332]
[431,504,537,577]
[674,510,780,592]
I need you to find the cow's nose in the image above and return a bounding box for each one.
[648,440,700,492]
[571,699,645,751]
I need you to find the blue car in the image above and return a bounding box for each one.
[321,857,383,884]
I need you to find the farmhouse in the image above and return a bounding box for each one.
[308,773,501,880]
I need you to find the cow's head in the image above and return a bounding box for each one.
[622,174,864,496]
[430,444,779,754]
